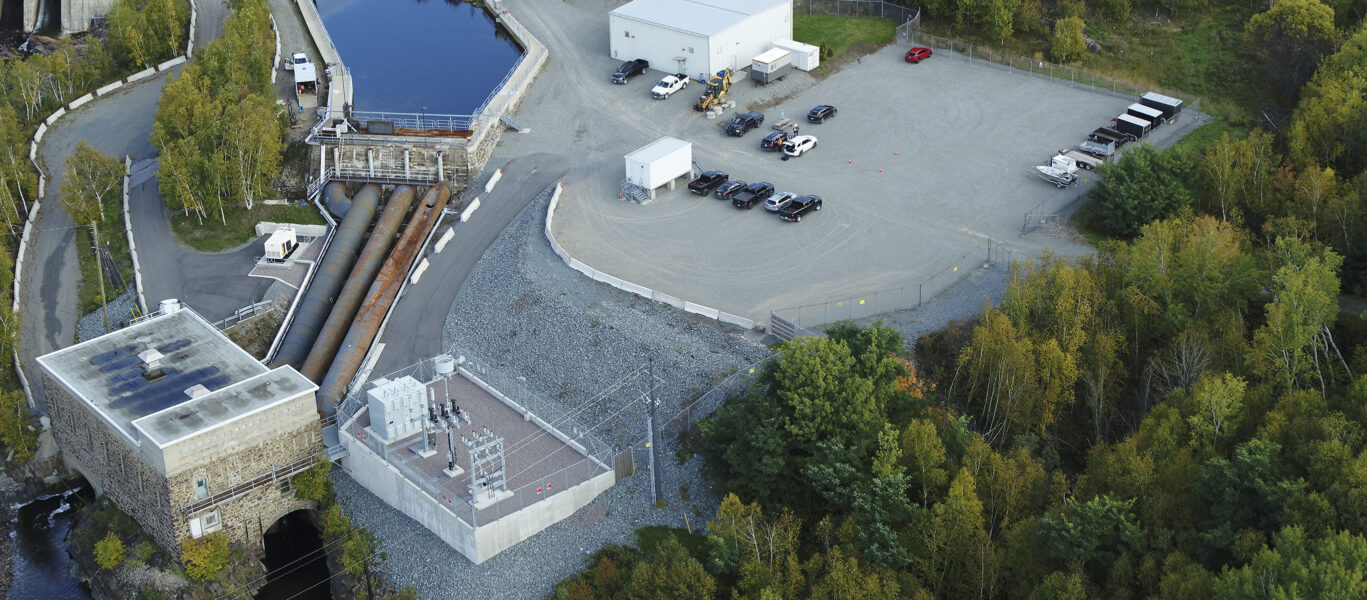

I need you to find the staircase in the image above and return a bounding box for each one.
[620,179,650,203]
[500,113,526,132]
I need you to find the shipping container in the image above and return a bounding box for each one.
[1140,92,1183,120]
[1127,103,1164,127]
[625,137,693,191]
[1115,114,1152,139]
[771,39,820,71]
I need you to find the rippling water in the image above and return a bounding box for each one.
[10,486,95,600]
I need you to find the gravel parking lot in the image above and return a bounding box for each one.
[496,0,1200,326]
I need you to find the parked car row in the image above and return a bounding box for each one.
[1035,91,1185,189]
[688,171,825,222]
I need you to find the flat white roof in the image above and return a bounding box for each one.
[1141,91,1183,107]
[610,0,788,38]
[754,47,790,64]
[294,62,316,83]
[1117,113,1151,127]
[626,136,691,163]
[1128,103,1163,118]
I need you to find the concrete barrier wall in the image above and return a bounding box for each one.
[543,182,755,330]
[270,14,281,86]
[33,124,45,145]
[340,430,479,560]
[253,222,329,237]
[472,470,615,563]
[95,81,123,96]
[156,56,187,72]
[67,95,91,111]
[122,156,148,315]
[45,107,66,125]
[126,67,156,83]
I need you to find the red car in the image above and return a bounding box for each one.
[905,47,933,63]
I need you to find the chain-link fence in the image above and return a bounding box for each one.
[773,241,1013,329]
[902,30,1202,112]
[659,360,765,442]
[798,0,921,24]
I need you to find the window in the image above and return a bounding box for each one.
[194,478,209,500]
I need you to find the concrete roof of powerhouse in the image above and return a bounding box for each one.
[627,136,691,163]
[610,0,787,37]
[37,306,315,446]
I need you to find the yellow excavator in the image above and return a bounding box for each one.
[693,68,733,112]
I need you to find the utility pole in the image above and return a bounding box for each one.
[647,358,661,505]
[91,222,108,332]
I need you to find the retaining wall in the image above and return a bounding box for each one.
[543,183,755,330]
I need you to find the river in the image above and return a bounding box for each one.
[315,0,524,115]
[10,486,332,599]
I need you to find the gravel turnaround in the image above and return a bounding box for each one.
[331,188,767,600]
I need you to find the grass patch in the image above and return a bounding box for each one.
[794,15,896,65]
[635,526,707,560]
[75,193,135,319]
[170,202,326,252]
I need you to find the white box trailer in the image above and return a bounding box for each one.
[751,47,792,84]
[625,137,692,197]
[772,39,819,71]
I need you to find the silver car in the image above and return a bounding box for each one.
[765,192,796,212]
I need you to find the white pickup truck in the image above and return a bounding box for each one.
[650,74,689,99]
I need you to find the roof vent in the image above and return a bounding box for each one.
[185,384,210,399]
[139,349,164,370]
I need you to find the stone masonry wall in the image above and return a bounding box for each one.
[44,374,178,552]
[165,415,324,549]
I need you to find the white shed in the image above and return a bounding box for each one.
[772,39,820,71]
[609,0,793,78]
[625,137,693,198]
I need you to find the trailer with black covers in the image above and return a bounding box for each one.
[1139,92,1183,121]
[1127,103,1164,128]
[1090,127,1133,146]
[1115,114,1152,139]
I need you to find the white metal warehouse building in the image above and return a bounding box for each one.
[609,0,794,78]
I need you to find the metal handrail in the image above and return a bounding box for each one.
[179,452,320,515]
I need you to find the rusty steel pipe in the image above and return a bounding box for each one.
[299,185,416,382]
[270,183,381,370]
[317,182,451,414]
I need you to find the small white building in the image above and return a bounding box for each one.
[625,137,693,199]
[609,0,793,78]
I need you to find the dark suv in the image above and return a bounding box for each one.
[807,105,837,123]
[761,131,791,151]
[612,59,649,84]
[725,112,765,136]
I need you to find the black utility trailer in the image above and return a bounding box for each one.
[1140,92,1184,121]
[1114,114,1152,139]
[1127,103,1165,128]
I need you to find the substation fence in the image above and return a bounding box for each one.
[902,30,1202,111]
[771,241,1013,331]
[659,360,764,442]
[799,0,921,24]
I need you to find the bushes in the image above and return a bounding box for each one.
[180,534,231,582]
[95,532,126,570]
[1088,144,1196,238]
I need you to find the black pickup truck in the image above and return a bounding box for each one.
[612,59,649,84]
[778,195,823,222]
[688,171,729,195]
[732,182,774,209]
[725,112,765,136]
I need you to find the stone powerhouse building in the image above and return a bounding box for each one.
[38,302,323,554]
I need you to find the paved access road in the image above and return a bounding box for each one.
[127,159,279,322]
[18,75,174,409]
[364,153,571,380]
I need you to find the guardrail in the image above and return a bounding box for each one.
[351,111,478,132]
[212,300,276,330]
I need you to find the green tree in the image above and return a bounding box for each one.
[899,419,948,506]
[1249,239,1342,392]
[1197,439,1305,559]
[1213,526,1367,598]
[1243,0,1339,105]
[627,536,716,600]
[1094,0,1131,22]
[1090,145,1196,238]
[919,468,991,598]
[986,0,1014,43]
[1186,373,1246,453]
[1038,495,1145,578]
[59,142,122,227]
[293,457,334,504]
[1028,571,1087,600]
[1050,17,1086,63]
[95,531,126,570]
[180,533,230,582]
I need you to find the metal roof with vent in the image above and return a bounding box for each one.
[610,0,788,37]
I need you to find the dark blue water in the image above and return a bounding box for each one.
[316,0,524,115]
[10,487,95,600]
